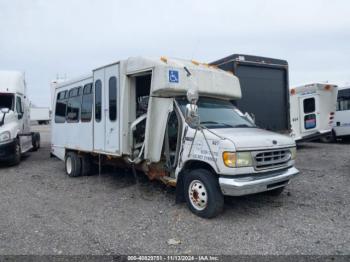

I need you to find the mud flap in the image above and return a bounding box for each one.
[175,172,185,203]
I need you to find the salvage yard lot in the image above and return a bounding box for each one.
[0,125,349,255]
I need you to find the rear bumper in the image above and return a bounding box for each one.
[219,166,299,196]
[0,139,16,160]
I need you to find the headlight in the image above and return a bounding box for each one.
[290,147,297,160]
[236,152,253,167]
[223,151,253,168]
[0,131,11,143]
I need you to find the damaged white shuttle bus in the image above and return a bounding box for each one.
[51,57,299,218]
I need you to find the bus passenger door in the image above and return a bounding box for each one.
[104,65,120,154]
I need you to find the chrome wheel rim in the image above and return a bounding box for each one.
[66,157,72,174]
[188,180,208,211]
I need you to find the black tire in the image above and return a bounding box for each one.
[65,152,82,177]
[320,131,336,143]
[32,133,40,151]
[80,154,92,176]
[9,139,21,166]
[264,186,285,196]
[184,169,224,218]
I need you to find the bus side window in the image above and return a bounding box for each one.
[66,87,82,123]
[55,91,67,123]
[81,83,93,122]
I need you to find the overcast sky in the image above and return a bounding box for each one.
[0,0,349,106]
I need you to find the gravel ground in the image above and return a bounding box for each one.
[0,125,349,255]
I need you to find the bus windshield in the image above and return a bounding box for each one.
[176,97,255,129]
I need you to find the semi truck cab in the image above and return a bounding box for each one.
[0,71,40,165]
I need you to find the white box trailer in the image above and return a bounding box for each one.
[30,107,51,124]
[0,71,40,165]
[289,83,338,142]
[51,57,298,218]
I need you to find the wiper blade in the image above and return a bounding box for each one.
[232,124,255,128]
[200,121,234,128]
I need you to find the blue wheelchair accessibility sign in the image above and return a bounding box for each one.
[169,70,179,83]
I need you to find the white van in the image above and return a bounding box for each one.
[289,83,338,142]
[0,71,40,165]
[330,86,350,141]
[51,57,298,218]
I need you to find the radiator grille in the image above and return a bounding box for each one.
[253,149,291,170]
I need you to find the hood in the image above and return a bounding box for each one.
[211,127,295,150]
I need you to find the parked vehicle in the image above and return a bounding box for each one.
[289,83,338,142]
[0,71,40,165]
[326,86,350,141]
[30,106,51,125]
[51,57,298,218]
[210,54,290,133]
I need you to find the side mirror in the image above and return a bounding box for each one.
[244,112,255,124]
[185,103,200,128]
[1,108,10,114]
[18,113,23,120]
[185,86,200,128]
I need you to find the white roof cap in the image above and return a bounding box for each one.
[0,70,25,94]
[126,57,242,100]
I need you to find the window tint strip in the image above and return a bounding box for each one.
[95,80,102,122]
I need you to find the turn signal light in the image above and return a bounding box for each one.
[223,152,236,168]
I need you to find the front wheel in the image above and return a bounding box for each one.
[184,169,224,218]
[9,139,21,166]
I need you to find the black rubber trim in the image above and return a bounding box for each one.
[297,131,331,143]
[219,166,291,179]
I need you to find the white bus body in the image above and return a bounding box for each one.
[333,86,350,140]
[289,83,338,142]
[0,71,40,165]
[51,57,298,218]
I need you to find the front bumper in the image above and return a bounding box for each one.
[0,139,17,161]
[219,166,299,196]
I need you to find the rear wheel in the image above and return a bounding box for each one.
[32,133,40,151]
[80,154,92,176]
[65,152,82,177]
[184,169,224,218]
[320,131,336,143]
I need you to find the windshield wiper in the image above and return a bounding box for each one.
[231,124,255,128]
[200,121,235,128]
